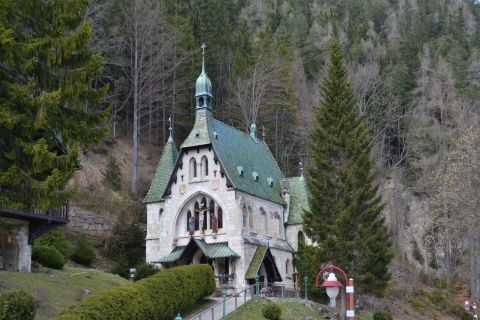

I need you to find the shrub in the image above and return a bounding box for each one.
[111,255,131,279]
[53,264,215,320]
[34,228,71,259]
[71,237,96,266]
[103,155,122,191]
[107,223,145,268]
[32,245,66,269]
[0,290,36,320]
[373,310,393,320]
[134,263,159,282]
[262,301,282,320]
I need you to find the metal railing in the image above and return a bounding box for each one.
[257,283,298,299]
[32,203,69,221]
[188,285,255,320]
[187,283,301,320]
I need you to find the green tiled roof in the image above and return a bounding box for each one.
[154,238,239,264]
[154,246,185,263]
[286,177,309,225]
[172,108,285,204]
[192,238,240,259]
[245,246,267,279]
[210,119,285,204]
[144,135,178,203]
[180,109,212,148]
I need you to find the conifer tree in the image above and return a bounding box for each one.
[302,40,392,296]
[0,0,108,210]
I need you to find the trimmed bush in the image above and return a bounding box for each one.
[71,237,96,266]
[262,301,282,320]
[134,263,159,282]
[373,310,393,320]
[34,228,71,259]
[32,245,66,269]
[0,290,36,320]
[54,264,215,320]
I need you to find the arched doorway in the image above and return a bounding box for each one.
[0,229,19,271]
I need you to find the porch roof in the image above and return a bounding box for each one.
[245,246,282,282]
[154,238,239,264]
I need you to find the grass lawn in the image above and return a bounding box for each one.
[227,299,325,320]
[0,265,128,320]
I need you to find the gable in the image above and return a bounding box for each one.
[144,138,178,203]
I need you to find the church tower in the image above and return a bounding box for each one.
[195,43,212,111]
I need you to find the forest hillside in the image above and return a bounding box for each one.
[58,0,480,312]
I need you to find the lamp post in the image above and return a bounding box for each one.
[464,300,478,319]
[129,268,136,282]
[321,273,343,307]
[316,265,355,320]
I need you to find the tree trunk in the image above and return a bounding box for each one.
[131,20,139,194]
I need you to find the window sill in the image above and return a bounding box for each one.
[188,179,208,184]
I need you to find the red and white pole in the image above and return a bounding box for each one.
[346,278,355,319]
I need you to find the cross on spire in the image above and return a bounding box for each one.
[201,43,206,73]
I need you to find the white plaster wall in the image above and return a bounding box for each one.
[146,145,298,288]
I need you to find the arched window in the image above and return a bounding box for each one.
[199,97,204,107]
[261,208,267,234]
[248,207,253,229]
[194,202,200,230]
[286,259,290,275]
[242,205,247,228]
[217,207,223,229]
[201,198,208,230]
[187,210,193,232]
[298,231,305,246]
[201,156,208,178]
[189,157,197,180]
[209,200,215,229]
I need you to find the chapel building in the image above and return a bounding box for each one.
[144,49,309,289]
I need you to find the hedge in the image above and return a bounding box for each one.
[32,245,66,269]
[54,264,215,320]
[0,290,36,320]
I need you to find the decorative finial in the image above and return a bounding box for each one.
[250,123,257,140]
[201,43,206,74]
[262,125,266,141]
[168,116,173,141]
[299,161,304,180]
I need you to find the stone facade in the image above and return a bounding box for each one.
[67,207,118,240]
[0,217,31,272]
[145,54,308,290]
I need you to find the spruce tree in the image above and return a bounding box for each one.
[103,156,122,191]
[0,0,108,210]
[302,40,392,296]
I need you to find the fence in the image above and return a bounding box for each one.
[187,282,302,320]
[188,285,255,320]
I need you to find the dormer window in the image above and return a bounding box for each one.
[252,172,259,181]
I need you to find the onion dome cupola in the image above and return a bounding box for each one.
[195,43,213,110]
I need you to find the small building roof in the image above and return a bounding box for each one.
[286,176,309,225]
[144,133,178,204]
[154,238,239,264]
[245,246,282,282]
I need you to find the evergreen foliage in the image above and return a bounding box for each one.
[133,263,159,282]
[0,0,108,210]
[301,40,392,296]
[0,290,36,320]
[261,301,282,320]
[34,228,71,259]
[71,237,96,266]
[53,264,215,320]
[103,156,122,191]
[32,245,66,270]
[107,223,145,277]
